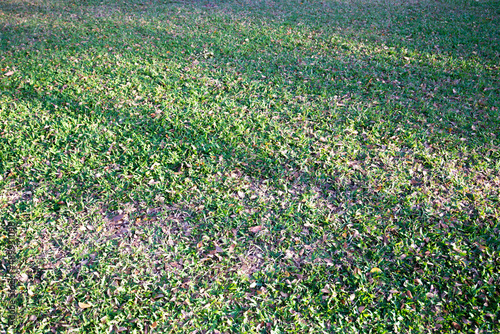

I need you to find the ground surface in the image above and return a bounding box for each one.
[1,0,499,332]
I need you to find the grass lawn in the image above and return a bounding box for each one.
[1,0,499,332]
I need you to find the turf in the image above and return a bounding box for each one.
[0,0,499,332]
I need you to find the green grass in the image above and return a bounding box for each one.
[1,0,499,332]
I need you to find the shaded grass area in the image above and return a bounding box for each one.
[1,0,499,332]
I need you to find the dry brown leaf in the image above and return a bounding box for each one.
[249,225,264,233]
[112,214,125,222]
[78,302,92,309]
[4,71,14,77]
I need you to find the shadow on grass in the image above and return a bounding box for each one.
[1,0,499,145]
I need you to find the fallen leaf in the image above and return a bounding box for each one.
[406,290,413,299]
[452,322,461,330]
[237,190,245,198]
[29,315,37,321]
[249,225,264,233]
[19,273,29,282]
[4,71,14,77]
[358,306,366,313]
[78,302,92,309]
[370,267,382,274]
[215,246,223,253]
[151,322,158,329]
[112,214,125,222]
